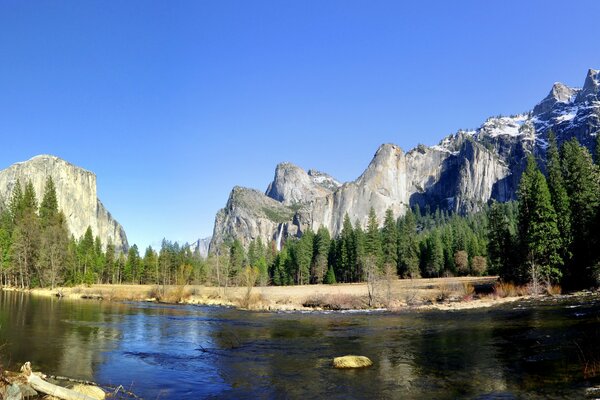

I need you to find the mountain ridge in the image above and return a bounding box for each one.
[209,69,600,251]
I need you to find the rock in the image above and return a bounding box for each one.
[210,186,295,250]
[209,68,600,250]
[71,384,106,400]
[188,237,211,259]
[0,155,128,252]
[5,383,22,400]
[332,355,373,369]
[265,162,337,205]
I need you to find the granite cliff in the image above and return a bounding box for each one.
[0,155,128,252]
[210,69,600,251]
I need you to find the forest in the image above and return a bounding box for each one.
[1,133,599,291]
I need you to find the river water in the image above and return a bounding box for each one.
[1,291,599,399]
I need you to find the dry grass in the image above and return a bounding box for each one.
[545,284,562,296]
[303,293,366,310]
[19,276,508,311]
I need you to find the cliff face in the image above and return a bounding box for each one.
[0,155,128,252]
[210,68,600,250]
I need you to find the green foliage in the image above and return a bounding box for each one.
[518,156,562,283]
[262,206,294,223]
[324,265,336,284]
[561,138,600,287]
[381,209,398,268]
[546,131,571,261]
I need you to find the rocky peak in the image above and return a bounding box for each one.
[209,68,600,252]
[357,143,404,185]
[265,162,334,205]
[576,68,600,103]
[533,82,578,115]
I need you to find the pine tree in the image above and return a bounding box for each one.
[488,201,517,279]
[312,226,330,283]
[518,156,562,284]
[324,265,336,284]
[340,214,356,282]
[381,209,398,270]
[39,177,58,229]
[126,244,140,283]
[38,211,69,289]
[365,207,382,263]
[10,181,40,287]
[546,131,571,261]
[397,209,420,278]
[295,230,313,285]
[105,241,116,283]
[9,181,24,223]
[561,138,600,287]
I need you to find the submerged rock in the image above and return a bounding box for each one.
[332,355,373,369]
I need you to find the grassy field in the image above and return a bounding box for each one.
[2,275,541,311]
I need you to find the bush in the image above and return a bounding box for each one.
[471,256,487,276]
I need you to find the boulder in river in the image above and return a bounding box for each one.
[332,355,373,369]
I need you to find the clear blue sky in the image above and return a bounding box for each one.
[1,1,599,250]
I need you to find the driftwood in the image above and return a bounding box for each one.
[20,362,99,400]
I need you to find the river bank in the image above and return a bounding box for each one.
[0,276,561,312]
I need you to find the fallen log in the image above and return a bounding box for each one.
[20,362,99,400]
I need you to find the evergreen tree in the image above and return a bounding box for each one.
[294,230,314,285]
[422,230,444,277]
[488,201,517,278]
[518,156,563,283]
[229,239,246,285]
[10,181,40,287]
[381,209,398,270]
[365,207,382,263]
[126,244,141,283]
[561,138,600,287]
[38,211,69,289]
[324,265,336,284]
[9,181,24,223]
[397,209,420,278]
[105,241,116,283]
[78,227,95,283]
[39,177,58,229]
[339,214,355,282]
[312,226,331,284]
[546,131,571,261]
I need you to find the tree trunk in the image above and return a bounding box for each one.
[20,362,98,400]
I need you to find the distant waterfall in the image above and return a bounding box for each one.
[276,224,284,251]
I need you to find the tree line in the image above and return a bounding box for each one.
[221,134,600,290]
[0,178,205,288]
[2,134,599,290]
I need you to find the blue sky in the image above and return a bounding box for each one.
[1,0,600,250]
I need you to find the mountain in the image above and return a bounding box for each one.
[209,69,600,251]
[0,155,128,252]
[189,237,211,259]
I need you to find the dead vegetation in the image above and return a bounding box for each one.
[9,275,566,312]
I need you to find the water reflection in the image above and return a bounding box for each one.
[1,291,599,399]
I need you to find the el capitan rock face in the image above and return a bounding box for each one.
[0,155,128,252]
[209,69,600,251]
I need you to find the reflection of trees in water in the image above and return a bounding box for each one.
[406,311,509,398]
[206,314,400,398]
[491,303,595,397]
[0,291,119,379]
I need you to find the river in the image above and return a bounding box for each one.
[1,290,599,399]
